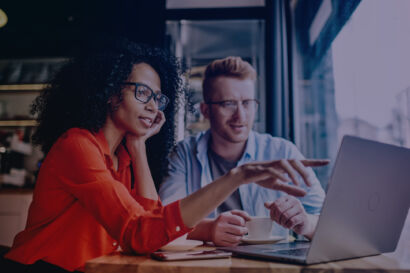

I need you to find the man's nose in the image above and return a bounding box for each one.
[232,102,247,121]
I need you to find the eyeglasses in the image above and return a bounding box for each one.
[122,82,169,111]
[206,99,259,114]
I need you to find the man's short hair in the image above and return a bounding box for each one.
[202,56,257,102]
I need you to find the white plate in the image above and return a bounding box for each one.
[241,236,285,245]
[160,240,203,251]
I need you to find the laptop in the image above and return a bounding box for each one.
[221,135,410,264]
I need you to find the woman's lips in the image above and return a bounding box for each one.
[139,117,153,128]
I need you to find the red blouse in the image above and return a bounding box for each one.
[5,128,191,271]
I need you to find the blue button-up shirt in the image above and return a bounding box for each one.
[159,130,325,238]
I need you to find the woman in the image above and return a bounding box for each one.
[4,40,325,272]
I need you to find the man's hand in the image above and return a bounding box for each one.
[265,195,318,239]
[211,210,251,246]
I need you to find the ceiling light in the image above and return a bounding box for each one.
[0,9,8,28]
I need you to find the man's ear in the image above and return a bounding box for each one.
[200,102,210,119]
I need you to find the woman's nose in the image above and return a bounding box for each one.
[145,97,158,112]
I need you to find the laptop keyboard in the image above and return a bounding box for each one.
[266,247,309,257]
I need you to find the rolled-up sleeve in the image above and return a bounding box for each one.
[121,200,190,253]
[133,195,162,211]
[284,141,325,215]
[50,131,192,254]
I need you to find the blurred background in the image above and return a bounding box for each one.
[0,0,409,250]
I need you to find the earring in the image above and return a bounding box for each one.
[107,100,119,111]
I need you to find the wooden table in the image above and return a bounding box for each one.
[85,247,410,273]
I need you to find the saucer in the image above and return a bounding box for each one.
[160,240,203,251]
[241,235,285,245]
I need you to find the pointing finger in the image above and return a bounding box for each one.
[289,159,312,187]
[301,159,330,167]
[279,160,300,186]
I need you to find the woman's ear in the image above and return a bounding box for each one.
[107,94,121,111]
[200,102,210,119]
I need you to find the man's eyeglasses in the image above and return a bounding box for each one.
[122,82,169,111]
[206,99,259,114]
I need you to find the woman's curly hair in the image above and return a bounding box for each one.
[31,39,184,187]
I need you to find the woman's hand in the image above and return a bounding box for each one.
[146,110,166,139]
[126,111,166,150]
[142,110,166,141]
[123,111,165,200]
[179,159,328,229]
[231,159,329,197]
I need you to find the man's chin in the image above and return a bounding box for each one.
[226,133,249,143]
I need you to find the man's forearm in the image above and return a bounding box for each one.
[186,219,214,242]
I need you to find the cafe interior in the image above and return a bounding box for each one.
[0,0,409,272]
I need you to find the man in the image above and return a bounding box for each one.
[159,57,325,246]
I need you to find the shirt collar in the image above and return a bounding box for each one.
[196,130,211,156]
[94,129,111,156]
[93,130,131,170]
[241,130,256,162]
[116,144,132,169]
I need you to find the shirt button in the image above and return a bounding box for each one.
[113,242,118,247]
[176,226,181,232]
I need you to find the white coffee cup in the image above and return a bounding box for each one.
[245,216,273,239]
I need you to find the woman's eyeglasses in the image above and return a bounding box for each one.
[122,82,169,111]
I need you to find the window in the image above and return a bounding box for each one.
[290,0,410,187]
[166,19,265,140]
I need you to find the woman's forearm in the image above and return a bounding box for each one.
[187,219,214,242]
[129,142,158,200]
